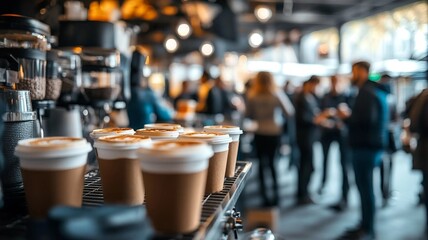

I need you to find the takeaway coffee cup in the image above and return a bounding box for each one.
[15,137,92,218]
[135,128,179,140]
[94,135,151,205]
[204,125,243,177]
[143,123,184,133]
[90,128,135,141]
[138,140,213,234]
[179,132,232,194]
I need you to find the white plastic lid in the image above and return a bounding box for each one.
[94,135,152,160]
[15,137,92,170]
[144,123,184,133]
[138,140,213,173]
[203,125,243,141]
[90,128,135,140]
[178,132,232,153]
[135,128,180,139]
[95,135,151,149]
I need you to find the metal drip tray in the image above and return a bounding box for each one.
[0,161,252,239]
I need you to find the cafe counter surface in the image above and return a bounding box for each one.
[0,161,252,239]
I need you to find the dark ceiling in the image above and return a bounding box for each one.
[0,0,422,56]
[131,0,421,56]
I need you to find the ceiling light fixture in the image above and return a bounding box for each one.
[176,19,192,39]
[249,31,264,48]
[164,35,179,53]
[255,5,272,22]
[200,41,214,57]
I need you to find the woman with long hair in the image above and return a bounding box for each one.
[246,71,295,206]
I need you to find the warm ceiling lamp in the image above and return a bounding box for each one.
[249,30,264,48]
[164,35,179,53]
[162,6,178,16]
[176,19,192,39]
[254,5,273,22]
[255,5,273,22]
[200,41,214,57]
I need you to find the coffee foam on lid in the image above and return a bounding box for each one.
[153,140,199,150]
[99,134,150,144]
[138,140,213,173]
[15,137,92,169]
[203,125,243,134]
[179,132,231,144]
[95,134,151,150]
[144,123,183,131]
[139,140,212,158]
[135,128,179,138]
[18,137,87,149]
[91,128,135,138]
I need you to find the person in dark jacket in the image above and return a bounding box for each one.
[319,75,352,211]
[409,88,428,233]
[379,74,401,207]
[342,61,389,240]
[295,76,330,204]
[195,71,224,126]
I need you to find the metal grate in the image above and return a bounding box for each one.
[0,162,252,240]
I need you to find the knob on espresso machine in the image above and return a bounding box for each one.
[224,207,244,239]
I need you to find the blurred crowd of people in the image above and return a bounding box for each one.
[241,62,427,240]
[125,61,427,240]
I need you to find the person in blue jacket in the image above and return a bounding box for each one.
[341,61,389,240]
[127,77,173,130]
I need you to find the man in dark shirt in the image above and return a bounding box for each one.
[319,75,351,211]
[409,88,428,233]
[295,76,326,204]
[342,61,389,240]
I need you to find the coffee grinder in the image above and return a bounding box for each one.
[0,14,51,210]
[58,21,128,130]
[40,49,83,138]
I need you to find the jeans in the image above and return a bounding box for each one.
[352,149,383,235]
[296,135,315,200]
[320,133,350,201]
[380,153,393,200]
[254,134,281,205]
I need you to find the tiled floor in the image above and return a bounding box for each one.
[239,142,427,239]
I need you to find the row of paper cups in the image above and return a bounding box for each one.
[14,123,243,234]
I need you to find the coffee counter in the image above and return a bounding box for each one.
[0,161,252,239]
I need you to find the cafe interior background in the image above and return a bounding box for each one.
[0,0,427,239]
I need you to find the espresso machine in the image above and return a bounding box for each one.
[58,21,130,131]
[0,14,51,211]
